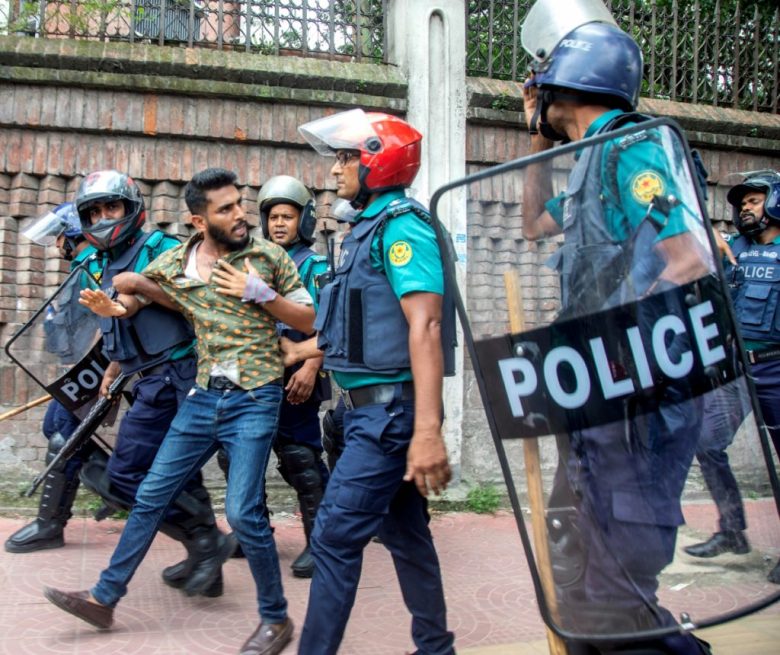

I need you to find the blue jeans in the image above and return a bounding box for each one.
[92,383,287,623]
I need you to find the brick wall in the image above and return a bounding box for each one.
[1,35,780,495]
[0,35,405,484]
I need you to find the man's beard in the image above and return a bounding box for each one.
[207,220,250,251]
[740,211,758,226]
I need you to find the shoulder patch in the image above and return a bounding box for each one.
[388,240,413,267]
[631,170,665,204]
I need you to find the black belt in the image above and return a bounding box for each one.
[207,376,283,391]
[140,354,196,378]
[747,347,780,365]
[344,382,414,409]
[208,376,241,391]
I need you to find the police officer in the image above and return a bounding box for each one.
[521,5,712,653]
[684,379,751,560]
[5,203,102,553]
[707,171,780,583]
[290,108,456,655]
[73,170,234,597]
[256,175,330,578]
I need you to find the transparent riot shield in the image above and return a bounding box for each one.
[5,257,107,416]
[430,117,780,648]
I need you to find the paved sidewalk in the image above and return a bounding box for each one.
[0,502,778,654]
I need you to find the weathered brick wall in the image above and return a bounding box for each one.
[0,35,405,489]
[1,35,780,497]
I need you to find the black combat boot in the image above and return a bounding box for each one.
[5,467,81,553]
[684,530,750,558]
[158,484,237,597]
[291,487,322,578]
[160,524,236,597]
[161,529,230,598]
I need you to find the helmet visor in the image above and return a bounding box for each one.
[299,108,379,156]
[521,0,617,61]
[22,209,67,245]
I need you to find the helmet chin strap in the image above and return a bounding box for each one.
[527,89,569,143]
[61,238,76,261]
[350,164,372,210]
[736,211,771,238]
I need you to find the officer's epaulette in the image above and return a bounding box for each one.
[384,197,433,224]
[604,119,661,202]
[377,198,433,257]
[614,130,650,150]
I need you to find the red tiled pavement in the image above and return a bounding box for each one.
[0,502,778,655]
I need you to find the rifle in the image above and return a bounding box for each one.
[25,373,128,498]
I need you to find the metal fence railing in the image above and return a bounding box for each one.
[1,1,777,113]
[466,0,779,113]
[0,0,385,62]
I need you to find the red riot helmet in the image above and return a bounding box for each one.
[298,108,422,208]
[76,170,146,251]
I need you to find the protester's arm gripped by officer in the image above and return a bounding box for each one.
[79,273,173,318]
[279,334,319,367]
[80,241,315,336]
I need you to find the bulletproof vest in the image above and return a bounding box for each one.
[726,236,780,343]
[281,243,331,402]
[315,197,456,376]
[98,231,195,375]
[281,244,323,344]
[552,113,666,317]
[43,262,101,363]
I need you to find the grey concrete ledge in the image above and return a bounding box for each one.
[0,64,406,113]
[467,77,780,148]
[0,35,407,107]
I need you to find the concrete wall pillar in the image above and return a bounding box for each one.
[387,0,468,483]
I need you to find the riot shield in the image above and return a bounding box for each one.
[5,257,108,416]
[430,117,780,648]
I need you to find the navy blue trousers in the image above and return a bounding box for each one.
[568,391,702,620]
[298,391,454,655]
[696,380,750,532]
[107,357,203,520]
[42,400,84,481]
[752,359,780,460]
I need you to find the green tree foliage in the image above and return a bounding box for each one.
[466,0,778,112]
